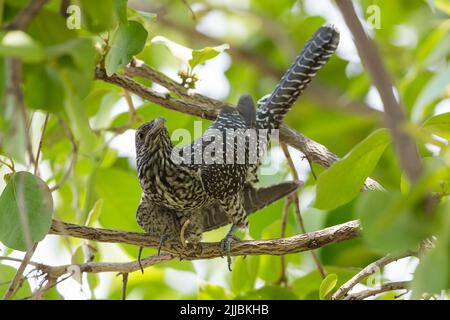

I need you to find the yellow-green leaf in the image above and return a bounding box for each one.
[315,129,390,210]
[319,273,338,300]
[423,112,450,140]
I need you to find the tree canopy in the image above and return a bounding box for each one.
[0,0,449,300]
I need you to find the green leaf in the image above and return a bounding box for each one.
[71,245,86,266]
[258,220,283,282]
[238,285,298,300]
[415,20,450,67]
[80,0,118,32]
[189,44,229,69]
[315,129,390,210]
[85,199,103,227]
[0,31,44,62]
[128,8,157,27]
[356,158,448,254]
[42,287,63,300]
[355,191,428,253]
[105,20,148,76]
[0,58,5,98]
[60,69,100,154]
[0,264,32,299]
[198,282,231,300]
[23,66,64,112]
[46,38,96,73]
[231,255,259,293]
[423,112,450,140]
[435,0,450,15]
[115,0,128,24]
[292,266,357,299]
[412,243,449,298]
[26,10,76,46]
[151,36,229,71]
[319,273,338,300]
[95,168,141,231]
[0,172,53,251]
[151,35,193,66]
[412,64,450,122]
[48,38,96,100]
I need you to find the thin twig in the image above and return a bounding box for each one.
[34,112,50,176]
[3,0,49,31]
[59,0,70,18]
[345,281,411,300]
[9,59,36,168]
[96,65,384,191]
[30,275,57,300]
[50,117,78,192]
[335,0,422,182]
[281,143,327,279]
[277,196,293,286]
[107,89,138,133]
[332,252,413,300]
[26,272,73,300]
[180,0,196,21]
[120,273,129,300]
[3,243,38,300]
[0,157,15,172]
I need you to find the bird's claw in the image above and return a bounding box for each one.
[220,225,240,272]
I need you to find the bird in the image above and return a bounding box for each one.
[135,96,260,252]
[135,25,340,269]
[136,180,302,251]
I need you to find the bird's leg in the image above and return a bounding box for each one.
[218,195,247,271]
[158,234,171,256]
[220,224,240,271]
[138,246,144,274]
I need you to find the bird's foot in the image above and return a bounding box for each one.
[219,225,240,272]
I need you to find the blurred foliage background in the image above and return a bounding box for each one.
[0,0,449,300]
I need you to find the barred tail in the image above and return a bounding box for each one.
[257,25,340,129]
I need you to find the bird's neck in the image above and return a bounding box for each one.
[137,133,176,178]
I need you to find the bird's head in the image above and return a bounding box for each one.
[135,117,169,154]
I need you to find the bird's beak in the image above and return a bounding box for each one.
[149,117,166,136]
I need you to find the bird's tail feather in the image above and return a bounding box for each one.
[257,25,340,129]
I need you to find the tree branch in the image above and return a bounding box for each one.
[95,65,384,191]
[2,220,359,280]
[3,0,49,31]
[3,243,38,300]
[332,252,413,300]
[335,0,422,182]
[344,281,411,300]
[49,219,360,262]
[150,11,380,117]
[281,143,326,278]
[8,59,36,168]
